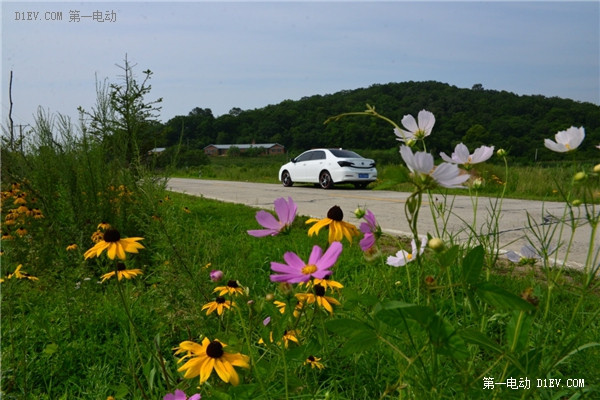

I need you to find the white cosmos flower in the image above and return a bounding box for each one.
[544,126,585,153]
[440,143,494,166]
[394,110,435,142]
[400,146,469,189]
[387,238,425,267]
[596,143,600,150]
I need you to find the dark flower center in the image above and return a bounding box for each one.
[314,284,326,297]
[216,296,226,304]
[103,229,121,243]
[327,206,344,221]
[307,355,315,362]
[117,263,126,271]
[206,340,224,358]
[227,280,239,288]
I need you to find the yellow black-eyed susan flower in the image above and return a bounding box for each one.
[174,338,250,386]
[7,264,39,281]
[304,355,324,370]
[258,329,300,348]
[301,276,344,293]
[66,243,78,251]
[202,296,235,315]
[97,222,111,230]
[295,284,340,315]
[214,280,244,296]
[100,263,143,283]
[84,229,144,260]
[306,205,359,244]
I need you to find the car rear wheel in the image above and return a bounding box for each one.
[319,171,333,189]
[281,171,293,187]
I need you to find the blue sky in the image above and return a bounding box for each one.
[2,1,599,127]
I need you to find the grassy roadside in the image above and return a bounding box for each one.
[3,189,599,399]
[170,154,600,202]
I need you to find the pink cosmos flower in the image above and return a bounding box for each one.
[164,389,201,400]
[248,197,297,237]
[440,143,494,166]
[270,242,343,283]
[359,210,380,252]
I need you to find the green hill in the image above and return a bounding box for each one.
[150,81,599,163]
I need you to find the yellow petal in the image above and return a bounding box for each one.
[115,243,126,260]
[199,357,216,384]
[307,218,332,237]
[213,358,232,383]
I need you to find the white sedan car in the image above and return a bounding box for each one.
[279,148,377,189]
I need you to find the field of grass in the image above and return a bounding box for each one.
[2,103,599,399]
[172,153,600,203]
[2,178,599,399]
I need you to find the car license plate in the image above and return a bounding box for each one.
[358,173,368,179]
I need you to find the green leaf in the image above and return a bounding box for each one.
[437,244,460,270]
[340,330,379,356]
[506,310,533,353]
[375,301,468,360]
[555,342,600,366]
[325,318,378,355]
[325,318,373,338]
[43,343,58,355]
[462,245,484,285]
[459,328,504,355]
[476,283,536,312]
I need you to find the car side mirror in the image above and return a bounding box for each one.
[291,157,297,163]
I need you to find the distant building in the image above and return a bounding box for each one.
[203,143,285,156]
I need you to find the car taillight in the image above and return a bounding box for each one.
[338,161,353,167]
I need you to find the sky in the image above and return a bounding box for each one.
[2,1,599,129]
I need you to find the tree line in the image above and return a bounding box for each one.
[137,81,600,164]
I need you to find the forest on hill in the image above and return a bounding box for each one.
[142,81,600,164]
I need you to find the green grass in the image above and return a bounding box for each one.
[2,189,599,399]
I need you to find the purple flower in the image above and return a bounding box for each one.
[209,270,224,282]
[248,197,297,237]
[359,210,380,252]
[263,316,271,326]
[270,242,343,284]
[164,389,201,400]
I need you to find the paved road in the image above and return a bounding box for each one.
[167,178,598,271]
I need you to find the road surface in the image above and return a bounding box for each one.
[167,178,598,271]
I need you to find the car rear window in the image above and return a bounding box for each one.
[329,149,362,158]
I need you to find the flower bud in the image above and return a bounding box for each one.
[593,164,600,173]
[496,149,507,157]
[265,293,275,302]
[354,207,366,219]
[428,237,444,252]
[573,172,586,182]
[209,270,224,282]
[472,178,484,190]
[571,199,582,206]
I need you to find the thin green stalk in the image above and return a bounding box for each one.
[235,305,267,397]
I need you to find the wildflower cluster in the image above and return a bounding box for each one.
[1,182,44,241]
[202,280,245,316]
